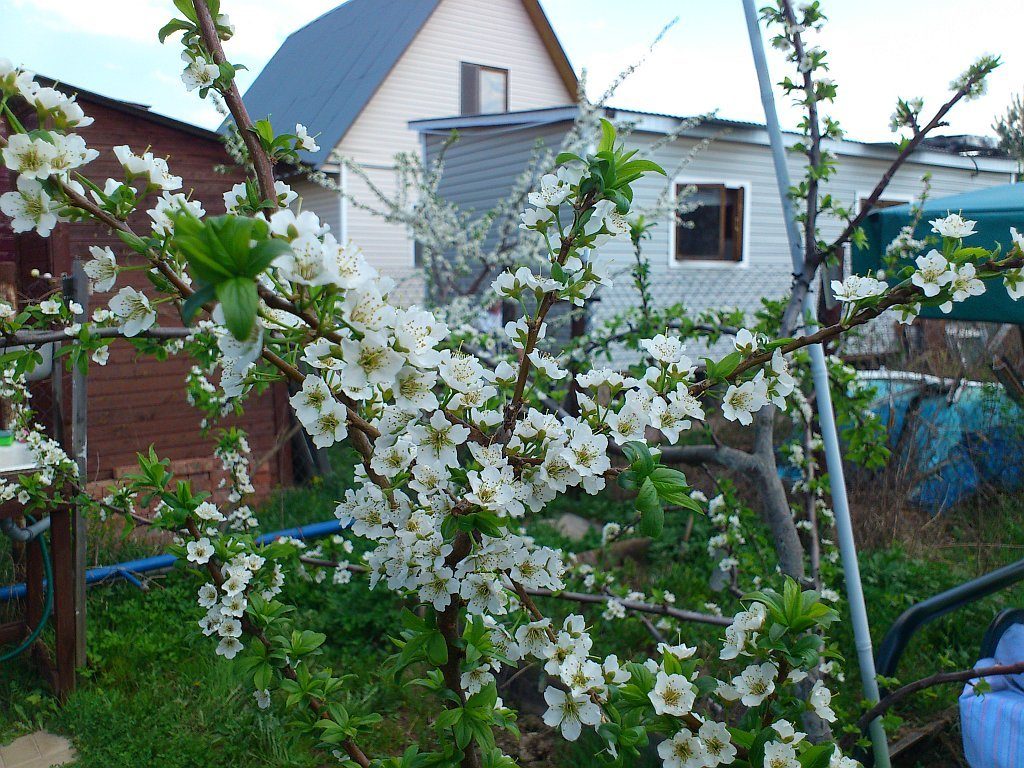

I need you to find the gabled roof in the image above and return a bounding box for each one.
[238,0,578,169]
[238,0,440,167]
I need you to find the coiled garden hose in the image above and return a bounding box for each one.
[0,516,54,662]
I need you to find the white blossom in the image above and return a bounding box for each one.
[0,176,59,236]
[541,686,601,741]
[109,286,157,337]
[722,378,769,425]
[830,274,887,303]
[658,729,706,768]
[649,670,697,717]
[911,250,953,297]
[929,212,977,238]
[83,246,119,292]
[732,661,777,706]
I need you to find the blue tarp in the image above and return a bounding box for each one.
[860,373,1024,510]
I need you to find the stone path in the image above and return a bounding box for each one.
[0,732,76,768]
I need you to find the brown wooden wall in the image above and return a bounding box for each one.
[2,93,293,502]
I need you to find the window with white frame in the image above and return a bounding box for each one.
[460,62,509,115]
[675,183,745,262]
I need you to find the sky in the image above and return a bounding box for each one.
[1,0,1022,143]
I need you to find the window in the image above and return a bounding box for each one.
[460,62,508,115]
[675,183,745,262]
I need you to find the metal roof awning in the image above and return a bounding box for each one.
[855,183,1024,324]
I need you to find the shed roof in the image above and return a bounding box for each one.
[856,183,1024,324]
[867,182,1024,217]
[35,75,221,142]
[410,106,1018,174]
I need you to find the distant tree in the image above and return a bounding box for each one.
[993,91,1024,175]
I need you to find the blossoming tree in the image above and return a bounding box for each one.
[2,1,1023,767]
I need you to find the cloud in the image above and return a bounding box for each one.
[8,0,338,62]
[9,0,169,43]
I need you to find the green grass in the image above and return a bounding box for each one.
[0,448,424,765]
[2,449,1024,765]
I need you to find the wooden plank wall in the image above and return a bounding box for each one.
[5,95,293,502]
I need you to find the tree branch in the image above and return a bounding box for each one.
[526,587,731,627]
[192,0,277,204]
[842,660,1024,752]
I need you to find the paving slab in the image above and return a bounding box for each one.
[0,732,76,768]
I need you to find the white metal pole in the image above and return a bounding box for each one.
[740,3,890,765]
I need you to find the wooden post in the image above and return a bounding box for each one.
[70,259,88,669]
[49,503,75,697]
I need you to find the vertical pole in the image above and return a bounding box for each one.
[70,259,88,668]
[740,3,891,766]
[50,503,75,697]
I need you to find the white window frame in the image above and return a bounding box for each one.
[668,176,752,269]
[854,190,914,215]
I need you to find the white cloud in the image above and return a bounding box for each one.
[10,0,168,43]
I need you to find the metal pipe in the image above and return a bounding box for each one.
[0,518,346,602]
[1,515,51,543]
[876,557,1024,678]
[740,3,890,765]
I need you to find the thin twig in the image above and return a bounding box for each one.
[841,660,1024,751]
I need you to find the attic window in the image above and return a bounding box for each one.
[460,62,508,115]
[675,183,745,262]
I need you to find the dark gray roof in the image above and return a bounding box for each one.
[238,0,441,167]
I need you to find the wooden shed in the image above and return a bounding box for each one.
[0,79,294,502]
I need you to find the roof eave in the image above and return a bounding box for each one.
[519,0,578,99]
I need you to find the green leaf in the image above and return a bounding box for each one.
[650,466,687,490]
[555,152,583,166]
[157,18,193,42]
[747,727,773,768]
[180,282,217,325]
[798,743,835,768]
[637,479,663,537]
[608,189,631,214]
[247,236,290,274]
[617,159,667,177]
[425,632,449,666]
[171,0,199,22]
[116,229,151,255]
[215,277,258,341]
[714,350,744,378]
[621,441,655,477]
[616,469,639,491]
[598,118,616,153]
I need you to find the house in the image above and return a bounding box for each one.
[242,0,1018,334]
[0,80,294,501]
[239,0,577,301]
[408,106,1019,339]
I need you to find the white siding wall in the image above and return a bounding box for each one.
[331,0,574,296]
[590,133,1016,337]
[292,175,341,235]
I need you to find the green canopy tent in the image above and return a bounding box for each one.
[855,183,1024,324]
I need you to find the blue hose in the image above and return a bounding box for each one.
[0,518,346,602]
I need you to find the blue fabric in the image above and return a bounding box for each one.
[961,625,1024,766]
[858,377,1024,511]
